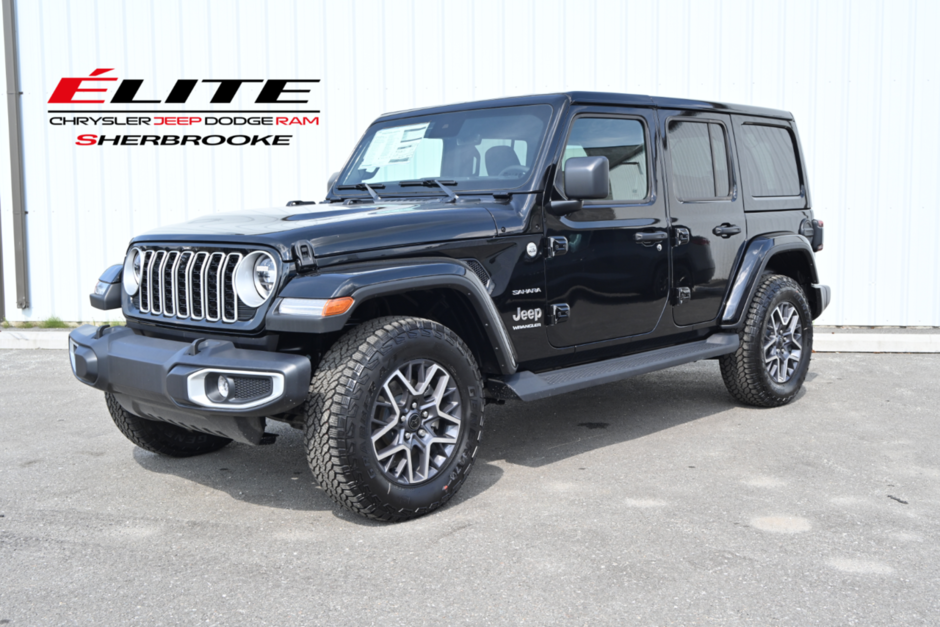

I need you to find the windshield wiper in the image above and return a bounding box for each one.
[335,182,384,202]
[399,179,458,203]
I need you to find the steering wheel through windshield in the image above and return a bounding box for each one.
[497,165,529,178]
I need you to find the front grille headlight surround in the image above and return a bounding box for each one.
[123,248,142,295]
[235,250,278,308]
[128,244,280,326]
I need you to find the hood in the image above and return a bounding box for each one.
[133,200,501,258]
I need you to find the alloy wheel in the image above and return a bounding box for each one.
[371,359,462,485]
[763,302,803,383]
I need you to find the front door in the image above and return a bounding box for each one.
[544,107,670,348]
[660,110,747,326]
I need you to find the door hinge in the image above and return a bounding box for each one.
[542,236,569,258]
[547,303,570,325]
[674,287,691,305]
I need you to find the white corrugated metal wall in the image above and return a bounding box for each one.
[0,0,937,325]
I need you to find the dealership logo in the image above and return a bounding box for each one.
[47,68,321,147]
[48,68,318,105]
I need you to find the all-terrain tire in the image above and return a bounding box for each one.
[720,274,814,407]
[304,316,485,522]
[105,393,232,457]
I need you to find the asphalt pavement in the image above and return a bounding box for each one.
[1,349,938,626]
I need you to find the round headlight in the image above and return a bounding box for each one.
[123,248,141,295]
[254,255,277,297]
[234,251,277,308]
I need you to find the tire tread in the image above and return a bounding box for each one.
[719,274,813,408]
[304,316,482,522]
[105,393,231,457]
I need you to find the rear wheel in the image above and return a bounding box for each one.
[304,316,484,522]
[720,274,813,407]
[105,393,232,457]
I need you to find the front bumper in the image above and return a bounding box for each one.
[68,325,311,445]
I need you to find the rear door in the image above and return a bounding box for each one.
[544,106,670,347]
[660,110,746,326]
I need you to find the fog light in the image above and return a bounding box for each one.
[188,369,285,409]
[217,375,232,400]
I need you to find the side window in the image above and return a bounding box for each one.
[562,117,648,202]
[738,124,801,197]
[668,120,732,200]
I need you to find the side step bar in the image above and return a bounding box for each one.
[494,333,740,402]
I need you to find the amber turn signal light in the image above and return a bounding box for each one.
[321,297,355,317]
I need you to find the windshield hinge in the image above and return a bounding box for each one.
[292,240,316,271]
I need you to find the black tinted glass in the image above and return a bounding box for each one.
[739,125,800,196]
[668,120,733,200]
[710,124,730,197]
[669,121,715,200]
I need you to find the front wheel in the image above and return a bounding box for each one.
[720,274,814,407]
[105,393,232,457]
[304,316,485,522]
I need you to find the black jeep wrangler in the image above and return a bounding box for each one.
[70,92,829,521]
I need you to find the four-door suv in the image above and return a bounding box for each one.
[70,92,829,521]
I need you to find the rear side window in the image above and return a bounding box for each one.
[738,124,801,197]
[668,120,731,200]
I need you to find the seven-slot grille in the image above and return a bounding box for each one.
[133,247,254,324]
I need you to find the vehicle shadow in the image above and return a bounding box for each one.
[477,360,792,468]
[132,360,795,521]
[132,421,505,524]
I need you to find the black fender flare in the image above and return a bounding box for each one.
[90,264,123,310]
[265,258,518,374]
[721,233,826,328]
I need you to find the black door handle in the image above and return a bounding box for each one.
[713,224,741,238]
[635,230,669,242]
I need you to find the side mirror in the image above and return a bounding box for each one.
[564,156,609,199]
[327,171,340,194]
[548,156,609,216]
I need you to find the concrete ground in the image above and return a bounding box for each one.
[1,350,938,626]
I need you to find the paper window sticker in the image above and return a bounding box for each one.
[359,128,400,170]
[359,123,430,170]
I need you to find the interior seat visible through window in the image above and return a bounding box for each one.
[441,144,480,178]
[484,145,521,177]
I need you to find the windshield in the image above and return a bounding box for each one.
[338,104,553,195]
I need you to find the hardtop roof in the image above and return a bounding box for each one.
[378,91,792,122]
